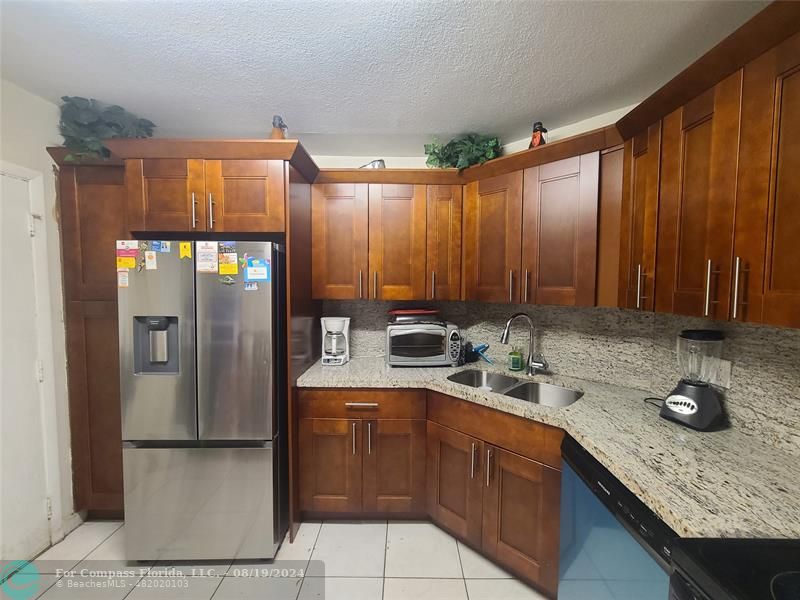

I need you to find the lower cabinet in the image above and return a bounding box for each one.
[297,389,427,515]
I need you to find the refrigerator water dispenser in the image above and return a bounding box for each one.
[133,316,179,373]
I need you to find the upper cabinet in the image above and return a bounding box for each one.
[462,172,523,303]
[125,158,285,232]
[311,183,369,300]
[368,184,427,300]
[522,153,600,306]
[734,32,800,328]
[426,185,463,301]
[655,73,742,319]
[618,123,661,311]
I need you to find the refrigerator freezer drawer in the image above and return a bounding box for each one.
[123,446,277,560]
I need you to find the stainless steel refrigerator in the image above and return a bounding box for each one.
[117,240,288,560]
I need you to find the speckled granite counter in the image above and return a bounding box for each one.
[297,357,800,539]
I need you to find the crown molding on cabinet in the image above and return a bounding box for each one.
[616,1,800,139]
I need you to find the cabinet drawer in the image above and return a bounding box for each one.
[298,389,426,420]
[427,391,562,469]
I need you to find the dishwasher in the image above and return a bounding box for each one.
[558,435,677,599]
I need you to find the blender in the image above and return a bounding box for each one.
[321,317,350,366]
[660,330,725,431]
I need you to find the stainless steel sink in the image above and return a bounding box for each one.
[503,381,583,407]
[447,370,520,393]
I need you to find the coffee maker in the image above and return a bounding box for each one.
[660,329,725,431]
[321,317,350,366]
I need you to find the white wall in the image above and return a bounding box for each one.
[311,104,637,168]
[0,79,79,546]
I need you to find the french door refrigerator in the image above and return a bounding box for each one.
[117,240,288,560]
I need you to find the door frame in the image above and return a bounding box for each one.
[0,160,67,547]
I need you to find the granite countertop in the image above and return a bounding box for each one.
[297,357,800,539]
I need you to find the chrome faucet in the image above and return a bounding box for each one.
[500,312,549,376]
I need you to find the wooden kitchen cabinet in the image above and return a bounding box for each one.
[297,389,426,515]
[362,419,426,513]
[426,421,484,547]
[655,73,742,319]
[618,123,661,311]
[311,183,369,299]
[463,171,523,303]
[482,445,561,597]
[522,153,600,306]
[426,184,463,301]
[733,32,800,328]
[204,159,285,232]
[126,158,285,232]
[298,418,362,513]
[368,184,427,300]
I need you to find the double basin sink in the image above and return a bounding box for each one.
[447,369,582,408]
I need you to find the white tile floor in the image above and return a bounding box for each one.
[4,520,547,600]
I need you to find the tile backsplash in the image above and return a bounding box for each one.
[322,300,800,455]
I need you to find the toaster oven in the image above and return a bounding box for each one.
[385,321,461,367]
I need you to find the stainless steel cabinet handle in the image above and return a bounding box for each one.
[732,256,741,320]
[191,192,197,228]
[373,272,378,299]
[470,442,476,479]
[508,270,514,303]
[345,402,379,408]
[704,259,713,317]
[358,270,363,299]
[431,271,436,299]
[523,269,529,302]
[352,422,356,455]
[208,193,214,229]
[636,264,643,310]
[486,448,493,487]
[367,422,372,455]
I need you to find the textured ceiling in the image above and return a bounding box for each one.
[1,0,765,156]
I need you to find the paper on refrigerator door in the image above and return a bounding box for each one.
[196,241,219,273]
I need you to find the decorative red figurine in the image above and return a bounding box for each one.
[529,121,548,149]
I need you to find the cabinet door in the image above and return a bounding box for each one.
[734,32,800,328]
[368,184,427,300]
[426,185,462,301]
[204,159,285,232]
[618,123,661,310]
[363,420,426,514]
[426,422,483,547]
[482,446,561,597]
[125,159,205,231]
[299,418,361,513]
[311,183,368,299]
[463,172,523,303]
[522,153,599,306]
[655,73,742,318]
[59,165,127,302]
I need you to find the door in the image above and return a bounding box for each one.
[655,73,742,318]
[482,446,561,597]
[125,159,205,231]
[463,171,523,303]
[196,241,276,440]
[204,159,285,232]
[123,446,276,560]
[0,170,54,557]
[522,153,600,306]
[736,32,800,328]
[426,184,462,300]
[299,418,362,513]
[426,422,483,547]
[368,184,427,300]
[619,123,661,310]
[362,419,426,513]
[118,241,196,441]
[311,183,368,299]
